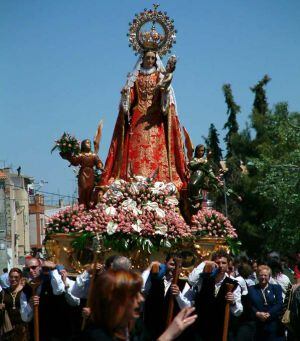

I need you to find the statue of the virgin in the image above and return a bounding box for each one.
[100,6,187,190]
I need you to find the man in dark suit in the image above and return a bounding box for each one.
[174,249,242,341]
[248,264,284,341]
[142,253,188,340]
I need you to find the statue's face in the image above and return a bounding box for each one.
[85,140,91,149]
[195,145,205,158]
[142,51,156,69]
[82,139,91,152]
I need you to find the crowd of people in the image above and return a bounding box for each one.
[0,250,299,341]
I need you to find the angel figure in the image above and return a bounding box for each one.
[187,145,209,212]
[60,122,104,208]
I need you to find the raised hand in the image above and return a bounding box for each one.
[158,307,197,341]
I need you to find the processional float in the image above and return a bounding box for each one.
[46,5,239,277]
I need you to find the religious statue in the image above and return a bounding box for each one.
[187,144,215,213]
[60,123,104,208]
[99,6,187,190]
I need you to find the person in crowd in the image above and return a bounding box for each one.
[142,253,190,340]
[72,255,132,327]
[231,262,256,341]
[58,266,81,307]
[280,256,294,284]
[0,268,10,289]
[20,257,69,341]
[84,269,197,340]
[0,268,29,341]
[249,259,258,284]
[177,249,242,340]
[227,259,235,278]
[268,258,291,300]
[248,264,284,341]
[58,266,84,340]
[71,255,132,299]
[289,283,300,341]
[293,252,300,284]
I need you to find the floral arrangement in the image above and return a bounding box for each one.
[51,132,81,155]
[190,208,237,239]
[46,176,192,253]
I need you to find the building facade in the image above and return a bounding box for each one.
[0,168,32,269]
[29,194,45,252]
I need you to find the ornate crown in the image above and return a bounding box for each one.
[127,4,177,56]
[138,25,165,50]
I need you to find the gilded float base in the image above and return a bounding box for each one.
[45,234,229,275]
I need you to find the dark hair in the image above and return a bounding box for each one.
[81,139,91,152]
[268,258,283,278]
[165,252,178,263]
[105,255,118,269]
[233,253,250,266]
[9,268,22,277]
[194,144,205,156]
[90,270,143,335]
[211,249,231,263]
[3,268,8,273]
[238,263,252,279]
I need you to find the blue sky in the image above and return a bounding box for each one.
[1,0,300,202]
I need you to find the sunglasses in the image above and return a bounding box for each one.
[25,265,39,271]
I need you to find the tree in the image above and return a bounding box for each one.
[223,84,241,158]
[251,103,300,253]
[205,123,223,172]
[250,74,271,142]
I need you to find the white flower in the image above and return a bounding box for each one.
[133,175,147,183]
[155,207,166,219]
[150,182,165,194]
[144,201,165,218]
[165,196,179,206]
[110,179,126,191]
[104,189,123,200]
[106,221,118,235]
[132,207,142,217]
[129,183,139,195]
[122,198,137,211]
[164,182,177,195]
[144,201,159,211]
[155,224,168,235]
[105,206,116,216]
[132,219,143,233]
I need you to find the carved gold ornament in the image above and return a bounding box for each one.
[127,4,177,56]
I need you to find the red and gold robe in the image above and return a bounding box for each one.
[100,70,187,190]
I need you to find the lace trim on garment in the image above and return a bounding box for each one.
[139,66,157,75]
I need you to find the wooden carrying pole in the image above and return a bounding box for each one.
[29,280,41,341]
[222,283,234,341]
[81,256,101,331]
[81,234,102,331]
[166,257,182,327]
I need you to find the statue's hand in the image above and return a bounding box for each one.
[59,151,71,159]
